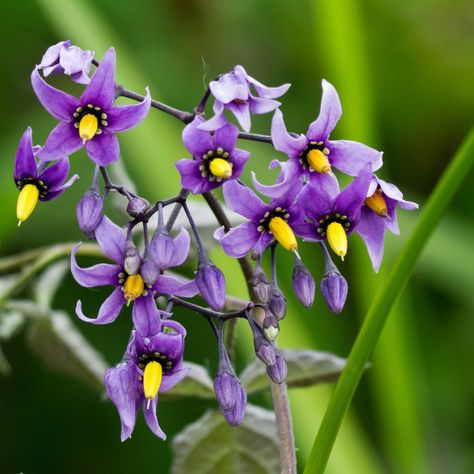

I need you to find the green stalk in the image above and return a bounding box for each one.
[304,126,474,473]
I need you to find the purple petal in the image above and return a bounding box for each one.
[223,181,267,220]
[40,41,70,68]
[162,319,187,336]
[251,160,303,199]
[154,275,199,297]
[230,148,250,179]
[329,140,383,176]
[107,88,151,132]
[378,179,419,211]
[85,131,120,166]
[104,361,141,441]
[76,287,125,324]
[132,294,162,337]
[384,197,400,235]
[38,157,70,189]
[59,45,93,76]
[41,174,79,202]
[182,116,214,157]
[160,367,189,392]
[214,122,239,152]
[142,397,166,440]
[168,228,191,268]
[307,171,340,200]
[198,101,229,132]
[249,96,281,115]
[70,244,119,288]
[210,71,249,103]
[297,181,333,220]
[307,80,342,141]
[334,167,372,221]
[247,75,291,99]
[227,101,251,132]
[39,121,83,161]
[271,109,307,158]
[175,159,211,195]
[94,216,127,265]
[253,232,273,255]
[214,222,260,258]
[357,208,386,272]
[31,68,79,120]
[14,127,37,181]
[80,48,116,109]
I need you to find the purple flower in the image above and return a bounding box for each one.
[199,65,290,132]
[252,80,382,199]
[71,217,197,336]
[357,175,418,272]
[175,116,250,194]
[14,127,78,225]
[214,180,301,258]
[320,270,348,314]
[294,166,372,260]
[32,48,151,166]
[105,321,188,441]
[292,257,315,307]
[39,40,94,84]
[76,188,104,238]
[196,258,226,311]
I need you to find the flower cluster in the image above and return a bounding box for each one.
[13,42,417,441]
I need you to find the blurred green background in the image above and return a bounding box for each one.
[0,0,473,473]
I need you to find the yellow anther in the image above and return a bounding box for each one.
[365,189,388,217]
[268,216,298,253]
[123,274,144,302]
[16,184,40,226]
[209,158,232,178]
[143,361,163,408]
[327,222,347,260]
[79,114,98,143]
[307,149,331,173]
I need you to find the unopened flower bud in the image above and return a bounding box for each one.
[123,239,141,276]
[150,231,174,269]
[248,317,276,365]
[320,271,348,314]
[126,197,150,219]
[263,312,279,341]
[196,259,226,310]
[252,265,270,302]
[268,285,287,320]
[76,189,103,238]
[266,351,287,384]
[292,258,315,307]
[140,253,159,285]
[221,381,247,426]
[214,371,241,411]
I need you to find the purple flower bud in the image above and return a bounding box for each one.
[252,265,270,302]
[268,285,287,320]
[263,312,279,341]
[248,317,276,365]
[214,371,241,411]
[320,271,348,314]
[266,351,287,384]
[140,253,159,285]
[150,232,174,269]
[76,189,103,238]
[196,260,226,310]
[221,380,247,426]
[127,197,150,219]
[292,258,315,307]
[123,239,141,276]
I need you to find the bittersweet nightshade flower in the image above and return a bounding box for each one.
[76,188,104,238]
[357,174,418,272]
[266,351,287,384]
[248,317,277,366]
[292,256,315,307]
[214,180,301,258]
[199,65,290,132]
[196,256,226,311]
[267,284,287,320]
[105,321,188,441]
[71,217,197,335]
[175,116,250,194]
[31,48,151,166]
[252,80,382,198]
[320,270,348,314]
[39,40,94,85]
[14,127,78,225]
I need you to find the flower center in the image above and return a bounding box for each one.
[199,148,232,182]
[300,141,331,173]
[326,222,347,260]
[16,184,40,226]
[122,274,145,303]
[73,104,108,141]
[365,188,387,216]
[143,361,163,409]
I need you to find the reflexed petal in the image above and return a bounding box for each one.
[59,45,93,76]
[104,362,141,441]
[41,174,79,202]
[168,228,191,268]
[230,148,250,179]
[70,244,119,288]
[329,140,383,176]
[160,367,189,392]
[307,79,342,141]
[142,396,166,440]
[40,122,83,161]
[223,180,268,220]
[107,88,151,132]
[94,216,127,264]
[182,116,214,157]
[357,208,386,272]
[80,48,116,108]
[40,41,69,68]
[175,159,210,195]
[214,122,239,152]
[210,71,249,103]
[227,101,251,132]
[39,157,70,189]
[154,275,199,297]
[14,127,37,181]
[378,179,419,211]
[251,160,303,199]
[162,319,187,337]
[384,197,400,235]
[85,131,120,166]
[271,109,307,158]
[247,75,291,99]
[253,232,273,255]
[76,287,125,324]
[31,68,79,120]
[132,294,162,337]
[249,96,281,115]
[198,101,229,132]
[307,171,340,200]
[214,222,260,258]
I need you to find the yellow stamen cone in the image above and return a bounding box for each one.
[327,222,347,260]
[268,216,298,253]
[365,190,388,216]
[209,158,232,178]
[16,184,40,225]
[143,361,163,408]
[307,149,331,173]
[79,114,98,143]
[123,274,144,302]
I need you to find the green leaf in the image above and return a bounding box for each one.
[240,349,347,394]
[171,404,280,474]
[33,259,69,310]
[0,344,11,375]
[0,310,25,340]
[27,310,108,391]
